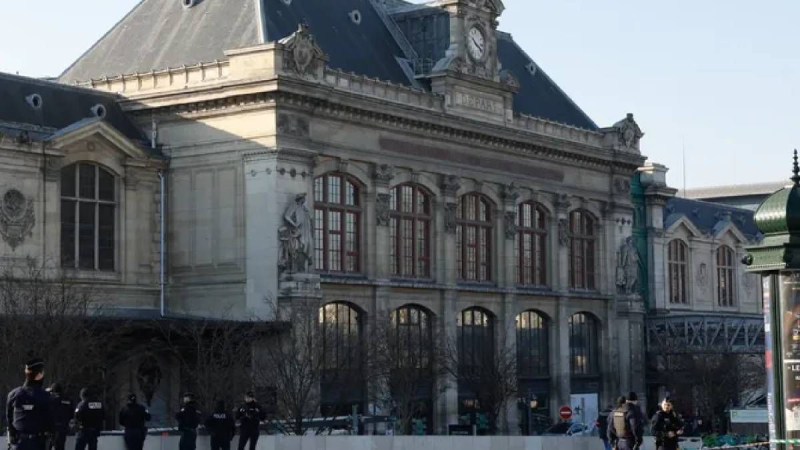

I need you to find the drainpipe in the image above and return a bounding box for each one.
[158,171,166,318]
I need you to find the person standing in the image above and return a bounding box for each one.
[651,398,684,450]
[46,384,73,450]
[235,392,265,450]
[596,405,612,450]
[607,393,644,450]
[175,393,201,450]
[205,400,235,450]
[6,359,55,450]
[73,388,104,450]
[119,393,151,450]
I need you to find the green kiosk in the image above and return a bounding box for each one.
[745,151,800,449]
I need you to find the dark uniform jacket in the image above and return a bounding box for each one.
[607,403,644,446]
[51,395,73,432]
[119,403,151,430]
[74,399,105,430]
[651,410,684,445]
[6,381,55,436]
[176,402,201,431]
[235,402,265,431]
[204,410,236,440]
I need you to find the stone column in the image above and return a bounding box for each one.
[372,164,394,281]
[553,194,572,414]
[499,183,519,433]
[42,154,63,266]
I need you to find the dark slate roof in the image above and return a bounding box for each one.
[664,197,761,240]
[682,182,787,200]
[60,0,261,84]
[496,33,597,130]
[0,72,145,143]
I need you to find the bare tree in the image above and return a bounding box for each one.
[438,324,518,435]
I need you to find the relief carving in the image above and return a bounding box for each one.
[278,193,314,274]
[612,113,644,153]
[615,236,640,295]
[373,164,395,185]
[376,193,392,227]
[0,189,35,250]
[277,113,309,138]
[504,211,517,240]
[697,263,709,290]
[441,175,461,197]
[444,202,458,234]
[501,182,519,204]
[281,22,326,78]
[558,218,570,246]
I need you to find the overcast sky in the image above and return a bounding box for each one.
[1,0,797,189]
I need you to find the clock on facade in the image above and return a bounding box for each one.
[467,26,486,61]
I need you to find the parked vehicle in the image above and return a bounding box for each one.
[541,422,594,437]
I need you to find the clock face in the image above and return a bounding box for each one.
[467,26,486,61]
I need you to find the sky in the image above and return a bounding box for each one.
[1,0,798,189]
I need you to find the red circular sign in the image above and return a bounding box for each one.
[559,406,573,420]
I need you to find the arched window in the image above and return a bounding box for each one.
[390,184,432,278]
[60,163,116,271]
[457,308,494,371]
[668,240,689,304]
[457,193,493,282]
[569,211,596,290]
[390,305,433,369]
[515,202,548,286]
[717,246,736,307]
[314,174,361,273]
[516,310,549,378]
[319,302,364,415]
[569,313,599,375]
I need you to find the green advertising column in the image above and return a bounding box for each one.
[745,151,800,450]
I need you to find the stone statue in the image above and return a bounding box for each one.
[279,193,314,273]
[616,236,640,295]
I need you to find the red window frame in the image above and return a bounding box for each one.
[515,202,548,286]
[456,193,493,282]
[569,210,596,290]
[314,173,361,274]
[389,184,432,278]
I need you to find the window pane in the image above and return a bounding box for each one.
[79,164,96,199]
[314,177,324,202]
[390,217,398,275]
[61,166,76,198]
[78,202,96,270]
[61,200,76,267]
[328,176,341,204]
[98,204,114,271]
[346,181,356,206]
[346,212,358,272]
[98,168,114,201]
[315,209,324,270]
[417,219,428,277]
[401,185,412,213]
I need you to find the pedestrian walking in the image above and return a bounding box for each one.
[6,359,55,450]
[235,392,265,450]
[175,393,201,450]
[651,398,684,450]
[607,392,644,450]
[46,384,73,450]
[73,388,104,450]
[119,393,151,450]
[205,400,235,450]
[596,403,614,450]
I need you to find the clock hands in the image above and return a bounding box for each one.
[470,37,484,53]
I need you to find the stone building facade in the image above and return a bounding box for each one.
[1,0,653,433]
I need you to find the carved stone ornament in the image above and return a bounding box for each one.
[0,189,35,250]
[504,211,517,240]
[278,193,314,274]
[276,113,309,138]
[697,263,709,289]
[501,182,520,204]
[441,175,461,197]
[376,193,392,227]
[444,202,458,234]
[373,164,395,185]
[614,178,631,195]
[555,194,571,212]
[558,218,569,246]
[280,22,325,77]
[614,113,644,152]
[500,70,519,89]
[615,236,640,295]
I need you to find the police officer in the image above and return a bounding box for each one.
[73,388,104,450]
[235,392,265,450]
[175,393,201,450]
[204,400,235,450]
[46,384,73,450]
[6,359,55,450]
[607,392,644,450]
[651,398,684,450]
[118,393,151,450]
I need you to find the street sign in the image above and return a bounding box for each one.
[559,406,573,420]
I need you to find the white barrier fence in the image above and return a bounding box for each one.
[0,436,692,450]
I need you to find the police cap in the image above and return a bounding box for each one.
[25,358,44,374]
[183,392,195,400]
[128,393,137,402]
[48,383,63,395]
[245,391,255,398]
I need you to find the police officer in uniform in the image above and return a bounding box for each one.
[6,359,55,450]
[650,398,684,450]
[607,392,644,450]
[46,384,73,450]
[235,392,265,450]
[118,393,151,450]
[204,400,235,450]
[73,388,104,450]
[175,393,201,450]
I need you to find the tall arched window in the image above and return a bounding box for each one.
[61,163,116,271]
[390,305,433,369]
[314,174,361,273]
[457,193,493,282]
[516,310,549,378]
[569,313,599,375]
[515,202,548,286]
[390,184,432,278]
[668,240,689,304]
[457,308,494,371]
[569,211,596,290]
[717,246,736,307]
[319,302,363,415]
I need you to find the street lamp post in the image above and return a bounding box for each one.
[744,150,800,450]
